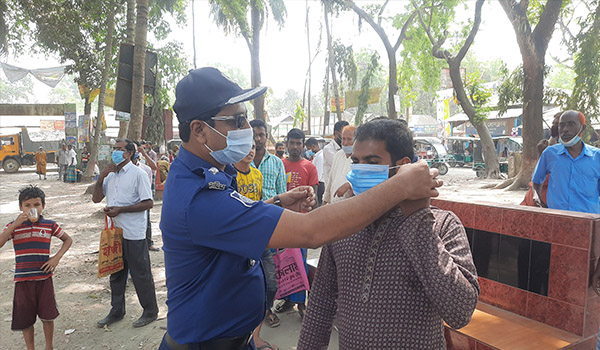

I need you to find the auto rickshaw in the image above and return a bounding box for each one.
[472,136,522,178]
[414,137,451,175]
[447,136,480,167]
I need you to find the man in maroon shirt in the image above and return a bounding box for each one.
[277,128,319,319]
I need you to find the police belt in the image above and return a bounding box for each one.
[164,332,252,350]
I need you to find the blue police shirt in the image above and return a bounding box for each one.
[160,146,284,344]
[532,142,600,214]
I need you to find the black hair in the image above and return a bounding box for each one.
[249,119,267,132]
[306,137,318,147]
[115,138,136,154]
[286,128,305,143]
[334,120,349,133]
[19,185,45,206]
[275,142,284,148]
[133,140,141,147]
[354,118,414,164]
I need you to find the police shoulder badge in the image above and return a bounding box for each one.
[230,191,256,207]
[208,181,226,190]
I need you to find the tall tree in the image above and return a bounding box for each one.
[127,0,149,141]
[499,0,563,189]
[118,0,137,139]
[343,0,416,119]
[209,0,287,121]
[414,0,500,178]
[84,1,117,180]
[322,0,343,122]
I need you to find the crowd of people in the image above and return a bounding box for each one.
[1,66,599,350]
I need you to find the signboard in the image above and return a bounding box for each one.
[78,115,90,143]
[440,68,467,89]
[330,97,345,113]
[98,144,111,161]
[115,111,130,121]
[40,120,55,131]
[54,120,65,130]
[344,87,383,109]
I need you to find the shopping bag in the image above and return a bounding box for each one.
[97,215,124,278]
[273,248,310,300]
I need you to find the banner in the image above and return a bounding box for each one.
[40,120,55,131]
[87,88,116,108]
[115,111,130,121]
[1,62,66,88]
[330,97,345,113]
[344,87,383,109]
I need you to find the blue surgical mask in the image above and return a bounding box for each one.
[307,150,315,158]
[204,122,254,165]
[342,145,353,155]
[346,164,400,195]
[112,150,126,165]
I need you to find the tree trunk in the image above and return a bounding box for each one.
[250,0,264,121]
[448,60,500,178]
[499,0,562,190]
[387,51,398,119]
[118,0,136,139]
[305,0,311,135]
[84,99,91,115]
[508,61,545,189]
[323,61,330,135]
[127,0,148,141]
[84,3,116,180]
[323,3,341,122]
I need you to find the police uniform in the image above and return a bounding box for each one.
[160,146,284,349]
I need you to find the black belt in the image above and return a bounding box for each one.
[164,332,252,350]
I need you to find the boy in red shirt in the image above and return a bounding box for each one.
[279,128,319,318]
[0,185,73,350]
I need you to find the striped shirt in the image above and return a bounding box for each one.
[5,217,64,282]
[252,149,287,201]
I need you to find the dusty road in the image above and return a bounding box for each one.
[0,165,525,350]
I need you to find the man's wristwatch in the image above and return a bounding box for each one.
[273,195,282,207]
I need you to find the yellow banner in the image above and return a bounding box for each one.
[344,87,383,109]
[331,97,345,113]
[88,88,115,108]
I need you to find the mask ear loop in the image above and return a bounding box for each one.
[389,165,402,170]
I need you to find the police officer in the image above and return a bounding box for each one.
[159,67,442,350]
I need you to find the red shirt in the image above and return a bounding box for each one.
[283,158,319,191]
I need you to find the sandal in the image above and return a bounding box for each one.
[265,310,280,328]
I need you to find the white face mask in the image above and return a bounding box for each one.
[560,126,583,148]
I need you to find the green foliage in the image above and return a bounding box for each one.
[464,72,491,123]
[356,52,380,125]
[546,63,575,90]
[462,52,506,83]
[209,0,286,40]
[332,40,357,91]
[267,89,301,118]
[526,0,572,27]
[568,0,600,122]
[293,100,306,127]
[0,75,34,103]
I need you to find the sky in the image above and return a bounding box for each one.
[0,0,577,129]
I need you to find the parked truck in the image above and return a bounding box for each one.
[0,128,61,173]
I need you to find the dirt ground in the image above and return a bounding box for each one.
[0,165,526,350]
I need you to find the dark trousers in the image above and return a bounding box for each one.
[316,181,325,207]
[145,210,153,247]
[109,238,158,317]
[262,249,277,309]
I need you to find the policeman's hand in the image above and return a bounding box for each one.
[393,160,442,200]
[103,206,121,217]
[280,186,316,212]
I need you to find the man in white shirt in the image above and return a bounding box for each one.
[92,139,158,329]
[322,120,349,190]
[323,125,356,204]
[65,144,78,183]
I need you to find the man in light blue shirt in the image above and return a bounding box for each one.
[532,110,600,214]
